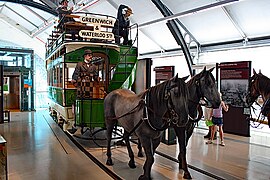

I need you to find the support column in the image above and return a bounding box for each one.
[151,0,194,75]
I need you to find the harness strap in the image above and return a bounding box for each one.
[120,93,149,139]
[107,100,144,120]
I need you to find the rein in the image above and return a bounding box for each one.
[187,80,205,122]
[248,98,270,128]
[107,99,145,120]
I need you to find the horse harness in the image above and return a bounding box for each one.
[144,84,180,131]
[111,83,182,139]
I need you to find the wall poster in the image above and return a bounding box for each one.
[219,61,251,107]
[218,61,251,137]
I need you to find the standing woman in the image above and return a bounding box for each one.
[206,93,229,146]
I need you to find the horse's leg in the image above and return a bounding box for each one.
[139,137,154,180]
[123,130,136,168]
[186,122,196,145]
[175,122,195,167]
[174,126,192,179]
[106,120,116,166]
[267,113,270,127]
[137,138,144,157]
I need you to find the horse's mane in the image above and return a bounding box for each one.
[187,70,215,87]
[257,73,270,94]
[149,78,188,105]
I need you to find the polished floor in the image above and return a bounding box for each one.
[1,110,270,180]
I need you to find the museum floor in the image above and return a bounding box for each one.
[1,110,270,180]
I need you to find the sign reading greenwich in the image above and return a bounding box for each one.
[80,16,115,27]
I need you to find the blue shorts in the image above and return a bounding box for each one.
[212,117,223,125]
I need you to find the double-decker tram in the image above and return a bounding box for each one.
[46,12,138,134]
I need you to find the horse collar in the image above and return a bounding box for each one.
[165,85,180,126]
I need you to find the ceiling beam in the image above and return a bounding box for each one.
[139,35,270,58]
[5,4,38,28]
[0,14,31,35]
[164,6,199,45]
[221,6,247,40]
[152,0,194,75]
[139,0,239,29]
[0,0,58,16]
[39,0,57,10]
[23,5,47,22]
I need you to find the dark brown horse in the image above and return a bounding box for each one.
[246,69,270,127]
[175,67,221,176]
[104,75,189,180]
[135,67,221,179]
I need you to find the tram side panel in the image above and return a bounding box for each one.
[47,45,138,132]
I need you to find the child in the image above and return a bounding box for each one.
[206,94,229,146]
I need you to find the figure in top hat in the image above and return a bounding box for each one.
[57,0,75,30]
[112,4,133,45]
[71,49,99,87]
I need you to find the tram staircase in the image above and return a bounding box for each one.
[108,46,138,92]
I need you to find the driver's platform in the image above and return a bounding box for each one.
[1,110,270,179]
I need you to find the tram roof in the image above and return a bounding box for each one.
[0,0,269,59]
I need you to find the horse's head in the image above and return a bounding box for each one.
[246,69,261,106]
[193,67,221,108]
[166,74,189,127]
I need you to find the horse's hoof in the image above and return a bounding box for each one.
[183,172,192,179]
[138,151,144,157]
[106,159,114,166]
[138,175,151,180]
[128,161,136,169]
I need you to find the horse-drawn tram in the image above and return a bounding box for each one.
[46,12,138,132]
[45,11,226,179]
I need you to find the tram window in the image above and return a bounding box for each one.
[53,67,57,86]
[64,63,76,89]
[59,63,63,88]
[69,68,75,80]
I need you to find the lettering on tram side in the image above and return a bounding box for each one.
[80,16,115,27]
[79,30,114,40]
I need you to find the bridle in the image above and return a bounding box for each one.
[247,75,260,106]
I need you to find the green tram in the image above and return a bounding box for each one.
[46,12,138,132]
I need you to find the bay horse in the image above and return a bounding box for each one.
[104,74,189,180]
[246,69,270,127]
[175,67,221,176]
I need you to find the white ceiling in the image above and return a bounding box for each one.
[0,0,269,59]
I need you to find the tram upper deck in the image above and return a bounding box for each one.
[45,12,137,58]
